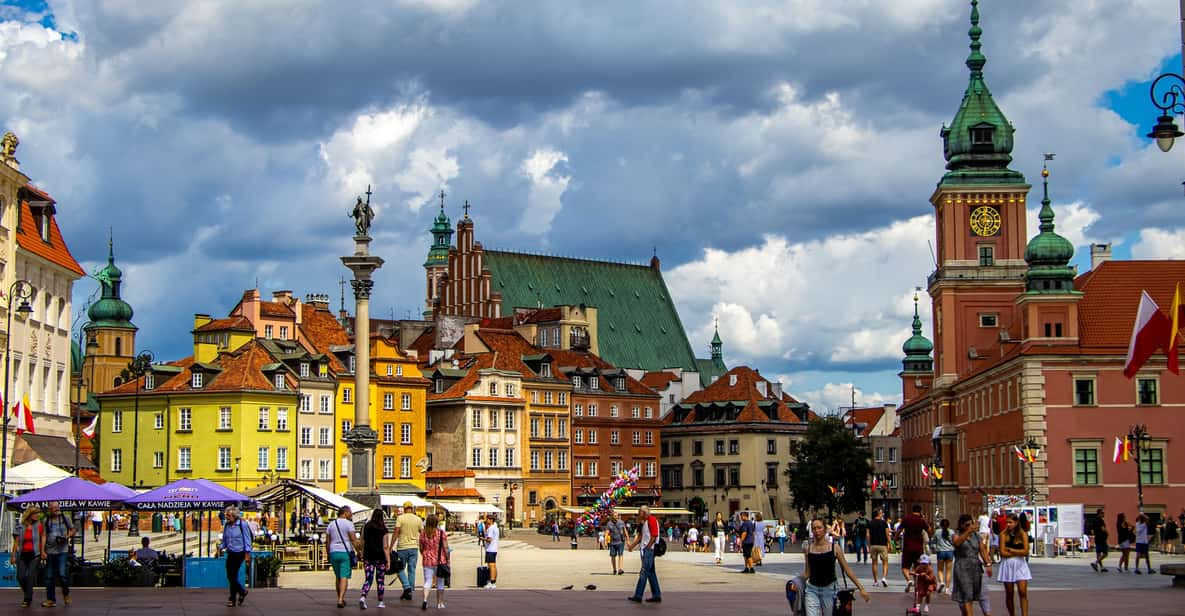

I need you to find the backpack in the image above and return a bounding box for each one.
[786,574,806,616]
[654,537,667,557]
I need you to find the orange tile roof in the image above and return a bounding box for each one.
[1076,260,1185,349]
[16,186,84,276]
[427,354,488,401]
[299,305,349,372]
[425,486,484,499]
[548,348,658,397]
[673,365,805,424]
[100,339,293,396]
[425,470,476,479]
[844,406,885,438]
[407,327,436,361]
[194,315,255,333]
[260,301,295,317]
[473,329,560,380]
[640,371,680,390]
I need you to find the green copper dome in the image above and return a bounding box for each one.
[902,294,934,373]
[1024,167,1077,293]
[85,239,136,330]
[939,1,1025,187]
[424,193,454,267]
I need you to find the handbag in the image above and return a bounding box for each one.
[653,537,667,557]
[336,520,358,568]
[832,544,855,616]
[434,531,451,580]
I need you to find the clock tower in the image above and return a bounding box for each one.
[928,0,1029,384]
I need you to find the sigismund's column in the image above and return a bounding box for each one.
[342,187,384,501]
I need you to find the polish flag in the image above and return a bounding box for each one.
[1124,291,1172,378]
[1170,283,1182,375]
[1014,446,1028,462]
[920,464,930,479]
[871,477,880,492]
[81,414,98,439]
[1112,437,1125,464]
[12,395,34,434]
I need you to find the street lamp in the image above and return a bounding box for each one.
[235,457,241,492]
[73,333,99,476]
[876,475,892,519]
[0,280,34,535]
[1128,425,1152,510]
[120,350,154,488]
[503,481,519,528]
[1022,438,1041,505]
[1146,1,1185,152]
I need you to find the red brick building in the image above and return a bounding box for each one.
[898,2,1185,525]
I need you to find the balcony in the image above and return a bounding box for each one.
[570,331,591,351]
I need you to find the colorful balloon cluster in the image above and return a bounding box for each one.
[575,465,640,533]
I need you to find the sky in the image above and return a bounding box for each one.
[1,0,1182,414]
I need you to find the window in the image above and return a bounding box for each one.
[632,406,640,419]
[112,410,123,432]
[505,448,515,467]
[472,448,482,467]
[530,418,540,438]
[558,449,568,471]
[489,448,498,467]
[671,440,682,457]
[976,244,995,265]
[472,409,483,429]
[153,451,164,469]
[632,431,640,445]
[383,456,394,479]
[505,383,516,397]
[349,356,356,373]
[729,466,740,486]
[610,430,620,445]
[574,404,583,417]
[728,439,739,455]
[687,441,700,457]
[610,405,619,417]
[588,429,598,444]
[545,419,554,438]
[615,377,626,390]
[661,441,668,456]
[589,377,599,390]
[971,126,994,144]
[1073,447,1099,485]
[767,462,778,487]
[769,439,778,455]
[154,413,164,430]
[489,409,499,429]
[559,418,567,438]
[178,447,199,472]
[320,363,328,378]
[300,426,313,446]
[276,447,289,471]
[274,373,286,390]
[543,451,554,470]
[322,459,334,481]
[145,374,155,390]
[216,447,230,471]
[1141,448,1165,485]
[888,447,897,463]
[1137,378,1159,405]
[531,391,538,403]
[401,393,411,410]
[611,460,621,475]
[572,376,582,388]
[539,328,548,347]
[192,372,203,388]
[644,407,653,419]
[530,450,540,471]
[264,325,274,338]
[539,364,551,378]
[575,461,585,477]
[258,407,270,430]
[588,404,597,417]
[558,392,566,405]
[383,393,394,410]
[277,407,289,431]
[300,394,311,413]
[300,362,310,378]
[489,382,498,396]
[574,430,584,444]
[111,449,122,472]
[320,427,332,446]
[320,395,331,413]
[386,365,393,376]
[401,423,412,445]
[545,391,553,404]
[300,459,313,480]
[715,440,725,455]
[588,461,597,476]
[401,456,412,478]
[505,409,515,430]
[979,313,998,328]
[342,388,352,403]
[257,447,270,470]
[383,423,394,443]
[1074,378,1096,406]
[435,380,445,394]
[340,456,348,477]
[178,407,192,431]
[528,490,539,506]
[396,365,403,376]
[875,447,884,462]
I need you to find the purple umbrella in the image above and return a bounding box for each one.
[9,476,128,510]
[123,478,254,511]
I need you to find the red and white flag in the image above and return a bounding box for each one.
[920,463,930,479]
[1124,291,1172,378]
[1112,436,1126,464]
[12,394,34,434]
[81,414,98,439]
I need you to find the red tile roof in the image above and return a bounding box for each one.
[406,327,436,362]
[672,365,804,424]
[16,186,84,276]
[640,371,680,390]
[194,315,255,333]
[473,329,559,380]
[299,305,349,372]
[426,486,484,499]
[844,406,885,438]
[1076,260,1185,349]
[427,354,488,401]
[100,339,293,396]
[260,301,295,317]
[547,348,659,397]
[425,470,475,479]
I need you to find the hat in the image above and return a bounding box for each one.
[918,554,930,565]
[403,501,415,509]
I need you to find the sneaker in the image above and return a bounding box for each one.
[1100,567,1109,572]
[437,603,446,609]
[64,597,71,607]
[905,582,914,593]
[20,602,30,609]
[360,597,368,610]
[1148,568,1155,574]
[41,601,56,608]
[937,584,945,594]
[421,600,428,611]
[487,583,496,589]
[645,598,662,603]
[881,580,888,588]
[1090,562,1098,572]
[1135,569,1142,575]
[239,590,248,606]
[377,602,386,608]
[627,597,643,603]
[401,589,413,601]
[923,605,930,613]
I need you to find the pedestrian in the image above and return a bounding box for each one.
[712,512,726,564]
[867,508,891,588]
[483,514,500,589]
[802,518,869,616]
[1115,512,1135,572]
[41,502,75,607]
[1132,513,1152,574]
[898,504,931,592]
[569,521,579,550]
[606,512,627,574]
[552,520,560,542]
[776,518,788,554]
[1089,508,1109,572]
[1163,515,1179,555]
[476,515,485,552]
[90,510,102,541]
[686,524,699,553]
[752,513,766,565]
[951,514,993,616]
[977,509,991,547]
[933,518,955,594]
[738,511,756,573]
[217,505,253,608]
[358,509,390,609]
[912,554,937,613]
[10,505,46,609]
[325,505,358,609]
[419,513,450,610]
[393,502,424,600]
[853,512,869,563]
[625,505,662,604]
[998,513,1031,616]
[290,509,298,536]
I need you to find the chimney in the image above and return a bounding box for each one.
[272,290,294,304]
[305,293,331,311]
[1090,243,1112,270]
[771,382,783,399]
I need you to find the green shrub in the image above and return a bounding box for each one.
[95,557,137,587]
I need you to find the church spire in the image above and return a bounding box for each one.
[710,317,723,361]
[1024,156,1077,293]
[902,290,933,373]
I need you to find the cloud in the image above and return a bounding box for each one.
[795,382,897,417]
[1131,228,1185,260]
[517,148,571,235]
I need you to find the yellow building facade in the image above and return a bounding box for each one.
[371,336,430,491]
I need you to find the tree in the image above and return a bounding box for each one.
[787,416,873,518]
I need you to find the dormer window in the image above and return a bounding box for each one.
[349,356,356,373]
[300,362,309,378]
[192,372,203,389]
[144,374,155,390]
[274,373,286,390]
[572,376,582,388]
[264,325,273,339]
[729,374,737,386]
[435,379,445,394]
[539,363,551,378]
[589,377,599,390]
[614,377,626,390]
[971,126,993,144]
[319,362,328,377]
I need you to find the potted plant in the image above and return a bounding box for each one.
[95,557,137,587]
[253,554,282,588]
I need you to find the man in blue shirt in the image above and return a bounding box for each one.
[217,506,253,607]
[739,512,757,573]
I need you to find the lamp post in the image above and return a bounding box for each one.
[1128,425,1152,510]
[0,280,34,536]
[1022,438,1041,505]
[877,476,892,519]
[73,333,99,476]
[235,457,242,493]
[503,481,519,529]
[121,350,154,488]
[1145,0,1185,151]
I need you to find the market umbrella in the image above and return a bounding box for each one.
[124,478,254,559]
[9,476,128,510]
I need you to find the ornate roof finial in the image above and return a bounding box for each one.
[108,227,114,262]
[463,200,471,219]
[1039,153,1056,232]
[966,0,986,78]
[439,189,446,212]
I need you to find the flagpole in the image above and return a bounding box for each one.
[0,279,33,538]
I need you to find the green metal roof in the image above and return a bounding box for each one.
[695,357,728,388]
[1024,167,1078,294]
[481,250,699,372]
[85,239,137,330]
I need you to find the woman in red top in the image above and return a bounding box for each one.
[419,513,450,610]
[9,506,46,608]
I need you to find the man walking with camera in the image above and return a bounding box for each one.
[43,501,76,607]
[626,506,662,604]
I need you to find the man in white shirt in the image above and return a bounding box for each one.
[686,526,699,552]
[977,510,991,544]
[483,515,500,589]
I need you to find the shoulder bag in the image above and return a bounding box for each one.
[832,543,855,616]
[434,531,451,580]
[336,520,357,569]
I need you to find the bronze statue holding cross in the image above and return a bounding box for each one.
[350,185,376,236]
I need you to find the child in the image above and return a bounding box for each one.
[912,554,937,613]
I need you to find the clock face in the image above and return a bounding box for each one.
[969,206,1001,237]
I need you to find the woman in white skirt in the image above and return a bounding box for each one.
[997,513,1031,616]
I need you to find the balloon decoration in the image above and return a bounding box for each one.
[575,465,640,533]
